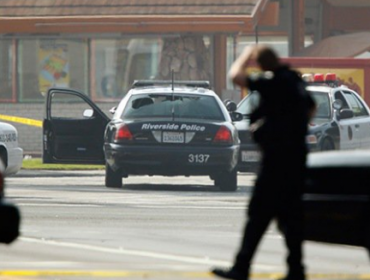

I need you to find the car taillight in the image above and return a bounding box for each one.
[115,125,133,141]
[214,126,232,144]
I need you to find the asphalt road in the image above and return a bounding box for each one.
[0,170,369,280]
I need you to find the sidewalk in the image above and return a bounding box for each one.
[9,169,105,178]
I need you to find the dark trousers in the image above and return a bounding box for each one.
[234,149,306,277]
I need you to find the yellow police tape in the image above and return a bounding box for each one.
[0,114,42,128]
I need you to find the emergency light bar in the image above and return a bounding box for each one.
[302,73,338,87]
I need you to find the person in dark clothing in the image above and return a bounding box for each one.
[211,45,316,280]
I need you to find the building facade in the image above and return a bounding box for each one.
[1,0,370,155]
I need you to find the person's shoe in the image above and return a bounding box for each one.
[211,267,248,280]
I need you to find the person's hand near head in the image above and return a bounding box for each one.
[228,45,257,88]
[228,44,281,89]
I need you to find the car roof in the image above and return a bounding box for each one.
[306,85,332,93]
[306,84,351,93]
[127,80,217,97]
[128,85,217,97]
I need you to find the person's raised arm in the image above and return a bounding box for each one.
[228,45,255,88]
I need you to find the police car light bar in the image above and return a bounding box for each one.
[302,73,338,87]
[314,73,325,82]
[132,80,211,89]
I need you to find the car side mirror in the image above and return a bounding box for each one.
[231,112,243,122]
[225,100,237,112]
[339,109,354,119]
[83,108,94,118]
[109,107,117,115]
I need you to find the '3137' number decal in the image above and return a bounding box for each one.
[188,154,210,163]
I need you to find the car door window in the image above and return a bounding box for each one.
[342,90,369,117]
[334,91,350,109]
[310,91,330,118]
[50,92,93,119]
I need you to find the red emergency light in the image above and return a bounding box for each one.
[313,73,325,82]
[304,72,338,87]
[325,73,337,82]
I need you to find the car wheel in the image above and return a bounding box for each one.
[105,163,122,188]
[214,168,238,192]
[321,138,334,151]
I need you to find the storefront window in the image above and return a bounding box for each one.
[226,35,292,90]
[0,39,15,102]
[17,38,88,102]
[92,35,213,101]
[14,35,213,102]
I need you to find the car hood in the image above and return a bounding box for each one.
[307,149,370,168]
[308,117,331,130]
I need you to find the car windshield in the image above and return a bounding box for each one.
[236,91,260,116]
[121,93,225,121]
[310,91,331,118]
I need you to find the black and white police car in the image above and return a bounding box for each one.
[42,81,241,191]
[305,73,370,152]
[234,73,370,172]
[0,121,23,176]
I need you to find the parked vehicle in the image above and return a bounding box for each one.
[303,149,370,254]
[0,121,23,176]
[42,81,242,191]
[234,73,370,172]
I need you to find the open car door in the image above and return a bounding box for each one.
[43,88,110,164]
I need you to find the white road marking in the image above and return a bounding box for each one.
[17,203,103,207]
[19,237,278,270]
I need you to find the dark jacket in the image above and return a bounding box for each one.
[247,65,315,150]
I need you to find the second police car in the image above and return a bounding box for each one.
[234,73,370,172]
[0,121,23,176]
[42,80,241,191]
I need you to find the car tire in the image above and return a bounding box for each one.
[214,168,238,192]
[105,163,122,188]
[321,138,334,151]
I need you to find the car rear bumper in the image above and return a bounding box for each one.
[237,143,260,173]
[104,143,239,176]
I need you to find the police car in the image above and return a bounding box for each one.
[42,81,241,191]
[305,73,370,152]
[0,121,23,176]
[234,73,370,172]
